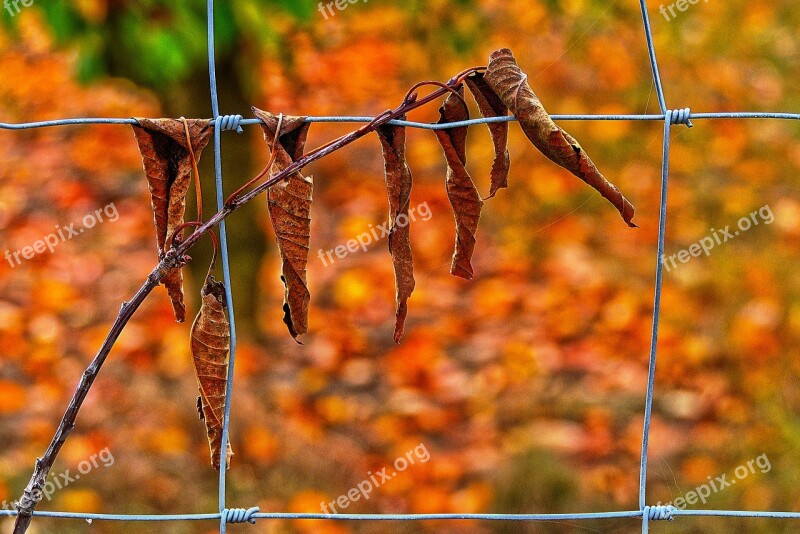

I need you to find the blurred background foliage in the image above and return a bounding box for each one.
[1,0,799,532]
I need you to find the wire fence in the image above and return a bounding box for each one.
[1,0,799,532]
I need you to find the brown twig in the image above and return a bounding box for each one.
[12,266,165,533]
[402,80,468,110]
[12,69,481,533]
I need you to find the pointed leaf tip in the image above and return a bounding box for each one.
[253,108,313,340]
[191,273,233,471]
[434,87,484,280]
[132,118,214,322]
[464,72,511,199]
[376,121,416,343]
[482,48,636,227]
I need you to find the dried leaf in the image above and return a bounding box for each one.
[464,72,511,198]
[482,48,637,227]
[435,88,484,280]
[190,273,233,471]
[375,121,416,343]
[252,108,313,341]
[132,118,214,322]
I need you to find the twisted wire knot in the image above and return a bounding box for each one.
[222,507,259,524]
[669,108,693,128]
[644,505,676,521]
[218,114,244,133]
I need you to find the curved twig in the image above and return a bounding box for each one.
[448,65,487,86]
[224,113,284,206]
[403,80,468,110]
[181,117,204,222]
[172,221,219,279]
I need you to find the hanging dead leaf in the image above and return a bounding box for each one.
[464,72,511,198]
[482,48,637,227]
[132,118,214,322]
[375,121,416,343]
[191,273,233,471]
[252,108,313,341]
[435,88,484,280]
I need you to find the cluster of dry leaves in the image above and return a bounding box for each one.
[130,48,636,470]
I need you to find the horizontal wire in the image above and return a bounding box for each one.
[0,117,139,129]
[1,111,800,131]
[0,510,657,522]
[675,511,800,518]
[0,511,220,522]
[5,509,800,522]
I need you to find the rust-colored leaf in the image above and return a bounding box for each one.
[482,48,637,227]
[435,88,484,280]
[464,72,510,198]
[375,121,415,343]
[132,118,214,322]
[191,273,233,471]
[252,108,312,341]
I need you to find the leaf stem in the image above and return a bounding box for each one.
[224,113,284,206]
[181,117,204,223]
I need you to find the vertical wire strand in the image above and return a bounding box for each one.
[205,0,239,532]
[214,119,240,534]
[639,112,674,534]
[638,0,667,113]
[637,2,671,529]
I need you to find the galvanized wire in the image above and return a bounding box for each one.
[4,112,800,131]
[1,1,799,533]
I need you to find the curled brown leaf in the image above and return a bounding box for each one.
[483,48,637,227]
[464,72,511,198]
[252,108,313,341]
[132,118,214,322]
[435,87,484,280]
[376,122,416,343]
[191,273,233,471]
